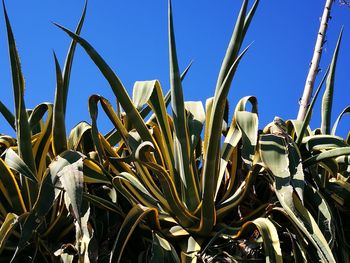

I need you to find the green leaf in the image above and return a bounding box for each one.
[168,0,199,211]
[104,128,122,146]
[326,178,350,206]
[202,97,213,158]
[0,158,27,214]
[52,52,67,155]
[0,213,19,253]
[27,103,50,130]
[320,158,339,177]
[28,108,42,135]
[230,217,282,262]
[235,110,258,165]
[111,151,172,213]
[251,218,283,263]
[184,101,205,151]
[29,103,54,180]
[303,146,350,167]
[54,23,157,152]
[184,101,205,188]
[242,0,260,38]
[110,204,161,263]
[234,95,258,113]
[214,0,248,98]
[302,134,348,151]
[82,158,110,184]
[200,45,250,235]
[286,119,311,141]
[321,27,343,135]
[3,0,36,177]
[58,158,84,226]
[68,121,91,150]
[304,185,335,248]
[149,232,180,263]
[135,146,197,227]
[62,0,87,115]
[0,135,16,150]
[74,206,91,262]
[259,134,335,262]
[215,96,258,201]
[16,151,84,253]
[88,95,131,164]
[293,193,335,262]
[216,164,262,219]
[0,100,15,131]
[88,96,112,163]
[259,134,305,202]
[139,60,193,120]
[332,106,350,136]
[216,97,257,198]
[133,80,174,173]
[113,172,160,208]
[288,142,305,204]
[2,1,39,213]
[259,134,289,178]
[82,192,122,215]
[179,236,201,263]
[216,127,241,200]
[4,148,37,183]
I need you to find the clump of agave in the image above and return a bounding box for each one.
[1,0,350,262]
[0,2,120,262]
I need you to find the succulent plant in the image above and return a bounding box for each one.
[0,0,350,262]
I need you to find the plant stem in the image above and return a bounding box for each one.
[297,0,333,121]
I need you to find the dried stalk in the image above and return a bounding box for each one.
[297,0,334,120]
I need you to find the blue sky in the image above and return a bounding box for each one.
[0,1,349,138]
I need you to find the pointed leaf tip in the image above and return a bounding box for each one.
[54,22,71,34]
[321,26,343,135]
[2,0,6,12]
[52,50,58,61]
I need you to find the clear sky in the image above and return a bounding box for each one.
[0,1,349,138]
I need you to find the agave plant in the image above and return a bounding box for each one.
[0,2,125,262]
[52,0,350,262]
[1,0,350,262]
